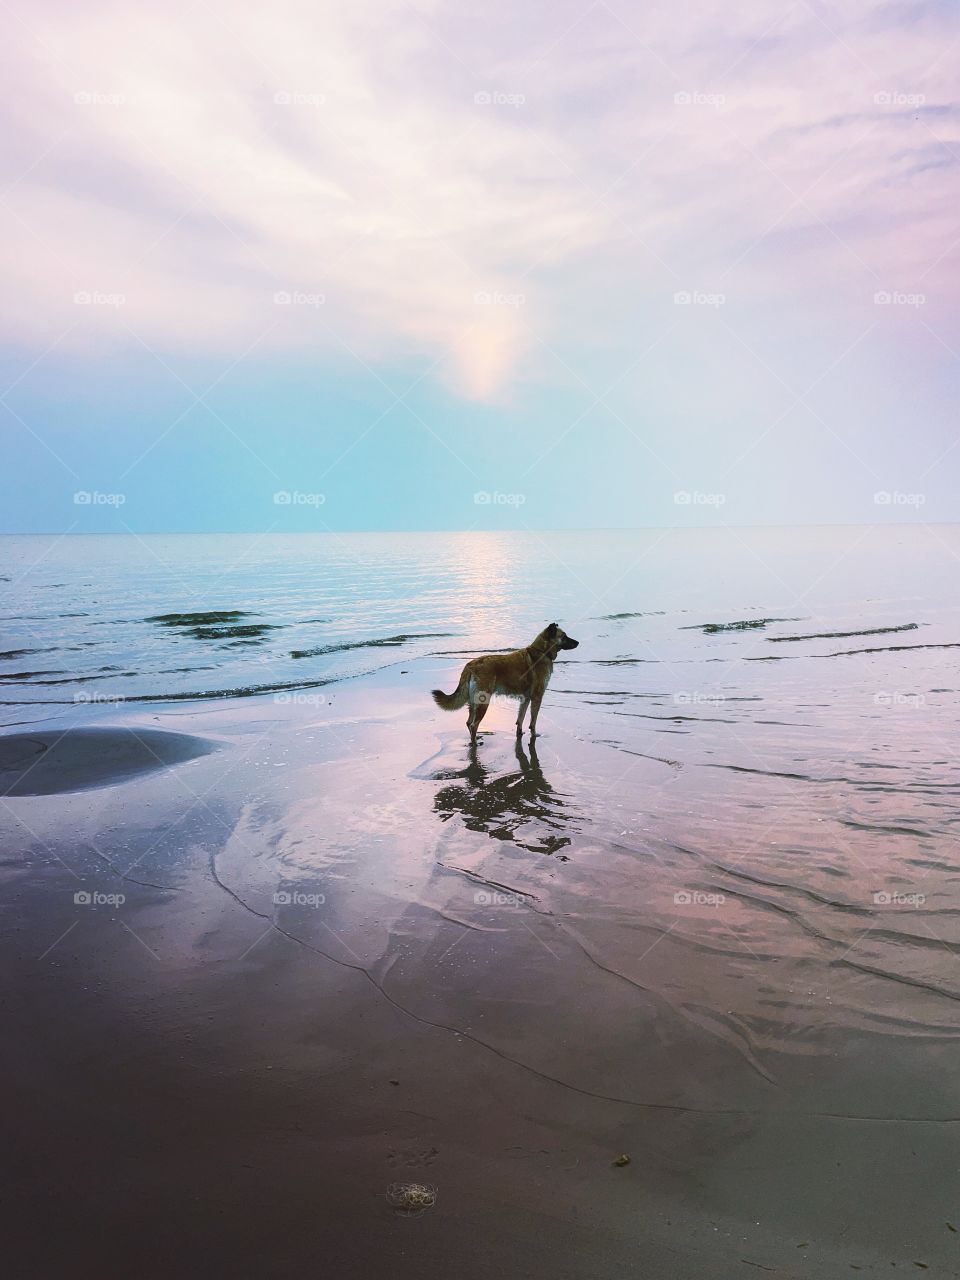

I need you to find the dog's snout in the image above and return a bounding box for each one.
[563,637,579,650]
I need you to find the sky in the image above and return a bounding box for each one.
[1,0,958,532]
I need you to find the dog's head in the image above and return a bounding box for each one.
[544,621,579,652]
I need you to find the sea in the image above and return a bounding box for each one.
[4,525,960,1122]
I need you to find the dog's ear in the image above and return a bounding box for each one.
[547,622,559,635]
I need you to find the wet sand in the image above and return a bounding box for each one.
[0,726,218,796]
[2,662,959,1278]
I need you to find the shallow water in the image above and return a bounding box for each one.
[3,526,959,716]
[4,526,960,1111]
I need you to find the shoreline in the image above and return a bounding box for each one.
[2,662,959,1276]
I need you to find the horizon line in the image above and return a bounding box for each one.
[0,520,953,537]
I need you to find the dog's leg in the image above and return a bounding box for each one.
[467,683,491,740]
[469,698,489,740]
[516,697,530,735]
[466,678,478,739]
[529,692,543,737]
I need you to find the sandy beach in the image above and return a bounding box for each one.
[3,648,959,1278]
[4,0,959,1262]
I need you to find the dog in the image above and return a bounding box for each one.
[432,623,579,740]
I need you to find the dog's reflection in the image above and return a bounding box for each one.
[432,737,577,854]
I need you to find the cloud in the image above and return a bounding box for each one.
[0,0,957,399]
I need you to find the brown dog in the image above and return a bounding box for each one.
[432,623,579,740]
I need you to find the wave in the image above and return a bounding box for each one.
[839,818,931,839]
[681,617,803,633]
[596,611,665,619]
[769,623,919,642]
[0,669,65,681]
[592,658,654,666]
[704,762,842,783]
[818,641,960,658]
[613,709,737,724]
[0,675,339,706]
[135,676,337,702]
[292,632,454,659]
[430,647,513,656]
[553,687,639,696]
[752,639,960,660]
[595,740,682,768]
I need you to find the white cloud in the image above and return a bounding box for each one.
[0,0,956,398]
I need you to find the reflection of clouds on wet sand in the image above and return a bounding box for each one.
[429,737,580,855]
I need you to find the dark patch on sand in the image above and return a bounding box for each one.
[0,727,218,796]
[145,611,277,643]
[188,623,277,641]
[147,610,250,626]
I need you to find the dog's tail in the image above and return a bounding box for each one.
[432,668,470,711]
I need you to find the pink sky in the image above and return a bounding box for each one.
[3,0,956,389]
[1,0,958,530]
